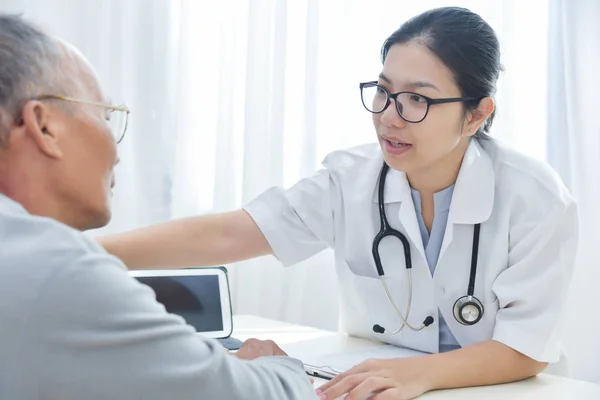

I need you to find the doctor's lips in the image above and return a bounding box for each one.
[381,136,413,154]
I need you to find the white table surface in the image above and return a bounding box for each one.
[232,315,600,399]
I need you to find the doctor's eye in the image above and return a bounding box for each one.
[408,94,427,104]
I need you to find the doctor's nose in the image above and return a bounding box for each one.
[379,99,408,128]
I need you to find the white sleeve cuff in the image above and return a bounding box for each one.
[492,321,562,363]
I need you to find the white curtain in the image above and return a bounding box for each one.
[546,0,600,384]
[7,0,599,382]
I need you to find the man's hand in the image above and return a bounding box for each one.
[235,338,315,385]
[235,338,288,360]
[316,357,432,400]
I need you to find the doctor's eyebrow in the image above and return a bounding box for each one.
[378,73,393,85]
[378,72,441,92]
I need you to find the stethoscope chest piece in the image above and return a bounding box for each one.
[453,295,484,325]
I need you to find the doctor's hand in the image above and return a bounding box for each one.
[234,338,288,360]
[316,357,431,400]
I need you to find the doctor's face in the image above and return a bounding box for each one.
[371,42,471,175]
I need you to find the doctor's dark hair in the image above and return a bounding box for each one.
[382,7,501,138]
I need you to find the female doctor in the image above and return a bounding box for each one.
[100,7,578,400]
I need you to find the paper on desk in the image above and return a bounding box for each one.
[303,345,428,375]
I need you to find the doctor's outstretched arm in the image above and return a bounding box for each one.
[100,169,336,269]
[97,210,273,269]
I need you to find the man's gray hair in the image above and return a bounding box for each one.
[0,14,66,145]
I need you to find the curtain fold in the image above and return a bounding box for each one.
[546,0,600,383]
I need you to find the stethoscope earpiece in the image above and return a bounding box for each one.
[373,315,435,335]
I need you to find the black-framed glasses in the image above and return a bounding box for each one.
[359,81,479,123]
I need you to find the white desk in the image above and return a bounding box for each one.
[232,315,600,399]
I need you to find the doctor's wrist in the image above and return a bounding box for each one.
[390,355,439,394]
[410,354,444,392]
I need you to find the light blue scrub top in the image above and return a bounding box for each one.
[410,186,461,353]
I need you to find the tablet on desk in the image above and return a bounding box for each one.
[131,267,233,340]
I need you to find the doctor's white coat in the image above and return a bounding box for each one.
[244,138,578,367]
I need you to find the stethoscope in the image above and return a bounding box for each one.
[371,162,483,336]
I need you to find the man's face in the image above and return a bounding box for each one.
[54,90,119,230]
[44,49,120,230]
[0,39,121,231]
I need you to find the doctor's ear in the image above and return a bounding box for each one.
[463,97,495,137]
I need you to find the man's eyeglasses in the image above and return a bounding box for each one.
[359,81,479,123]
[37,95,130,143]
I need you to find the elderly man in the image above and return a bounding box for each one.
[0,14,316,400]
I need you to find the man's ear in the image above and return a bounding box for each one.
[20,101,63,159]
[463,97,495,137]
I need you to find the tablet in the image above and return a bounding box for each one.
[131,267,233,339]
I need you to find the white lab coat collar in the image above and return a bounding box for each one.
[370,165,410,205]
[370,153,424,256]
[371,139,495,223]
[371,139,495,263]
[440,139,495,261]
[450,139,495,224]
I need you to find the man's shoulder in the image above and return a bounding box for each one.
[0,195,123,296]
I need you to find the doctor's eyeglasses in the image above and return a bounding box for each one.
[359,81,479,123]
[36,95,130,143]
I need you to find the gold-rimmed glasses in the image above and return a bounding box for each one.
[37,94,130,143]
